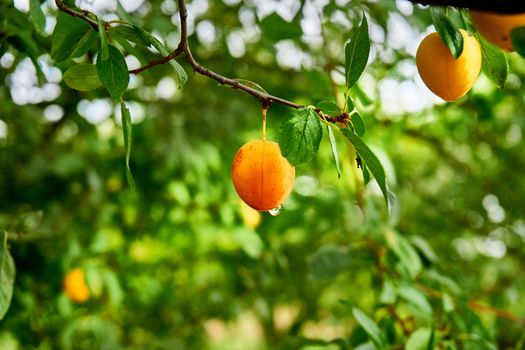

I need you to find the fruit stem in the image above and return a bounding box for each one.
[262,107,267,141]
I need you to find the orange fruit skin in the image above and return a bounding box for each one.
[232,140,295,211]
[63,268,90,303]
[416,30,482,102]
[471,11,525,51]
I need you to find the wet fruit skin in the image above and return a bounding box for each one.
[416,30,482,102]
[63,268,90,303]
[471,11,525,51]
[232,140,295,211]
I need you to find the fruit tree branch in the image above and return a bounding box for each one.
[174,0,303,109]
[406,0,525,14]
[54,0,98,30]
[129,0,303,109]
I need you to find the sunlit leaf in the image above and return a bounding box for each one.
[29,0,45,33]
[478,35,508,89]
[97,45,129,100]
[63,64,102,91]
[51,12,97,62]
[341,129,390,210]
[0,232,15,321]
[431,7,464,59]
[345,15,370,89]
[278,107,323,166]
[352,307,386,349]
[327,126,341,178]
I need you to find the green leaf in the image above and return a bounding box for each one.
[478,35,508,89]
[51,12,98,63]
[431,7,464,59]
[0,231,15,321]
[111,24,151,47]
[398,285,433,322]
[278,107,323,166]
[351,112,365,137]
[327,126,341,178]
[341,129,390,210]
[442,292,455,313]
[345,15,370,89]
[98,19,109,61]
[96,45,129,100]
[120,101,135,190]
[29,0,45,33]
[307,245,352,280]
[410,235,439,263]
[318,101,340,116]
[379,280,397,305]
[130,26,188,87]
[260,13,302,42]
[511,26,525,58]
[352,307,386,349]
[361,160,371,185]
[346,95,355,112]
[385,230,422,279]
[406,328,434,350]
[63,64,102,91]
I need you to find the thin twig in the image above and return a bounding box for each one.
[128,45,184,74]
[55,0,98,30]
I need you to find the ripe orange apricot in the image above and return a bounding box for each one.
[471,11,525,51]
[416,30,482,102]
[232,140,295,211]
[63,268,90,303]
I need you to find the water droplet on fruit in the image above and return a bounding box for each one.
[268,206,281,216]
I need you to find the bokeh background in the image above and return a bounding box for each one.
[1,0,525,349]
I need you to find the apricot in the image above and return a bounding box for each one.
[232,140,295,211]
[63,268,90,303]
[416,30,482,102]
[471,11,525,51]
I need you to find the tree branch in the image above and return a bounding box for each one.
[407,0,525,14]
[175,0,301,109]
[127,0,303,109]
[55,0,98,30]
[128,45,184,74]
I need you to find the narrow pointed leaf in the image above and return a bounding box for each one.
[327,126,341,178]
[0,231,15,321]
[96,45,129,100]
[346,95,355,112]
[351,112,365,136]
[352,307,386,349]
[278,108,323,166]
[29,0,45,33]
[431,7,464,59]
[98,19,109,60]
[341,129,390,210]
[345,15,370,89]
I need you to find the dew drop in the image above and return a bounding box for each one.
[268,206,282,216]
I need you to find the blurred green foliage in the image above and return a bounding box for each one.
[1,0,525,349]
